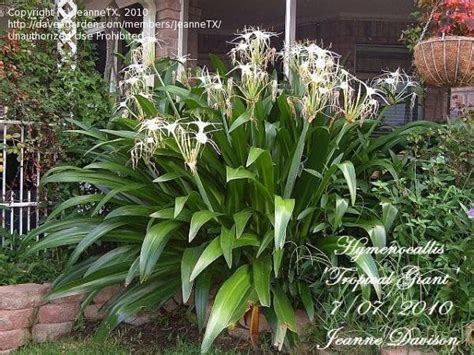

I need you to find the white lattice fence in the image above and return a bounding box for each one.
[56,0,77,61]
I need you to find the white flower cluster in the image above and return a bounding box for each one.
[118,36,162,120]
[132,115,219,174]
[228,28,278,106]
[126,29,419,172]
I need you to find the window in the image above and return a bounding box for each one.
[355,44,411,75]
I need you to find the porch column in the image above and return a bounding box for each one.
[284,0,296,77]
[178,0,189,58]
[154,0,200,60]
[155,0,181,57]
[142,0,157,66]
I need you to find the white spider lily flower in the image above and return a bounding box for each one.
[339,81,349,91]
[164,122,178,135]
[229,27,277,69]
[198,68,233,117]
[372,69,419,107]
[195,132,208,144]
[283,41,343,122]
[118,44,156,120]
[315,57,326,70]
[135,115,221,174]
[337,76,379,123]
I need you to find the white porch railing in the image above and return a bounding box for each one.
[0,111,41,245]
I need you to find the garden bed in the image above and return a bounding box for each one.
[0,283,442,354]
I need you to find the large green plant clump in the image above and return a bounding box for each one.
[25,30,432,352]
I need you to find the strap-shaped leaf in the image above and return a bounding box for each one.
[153,172,185,183]
[334,196,349,229]
[85,246,137,277]
[190,234,259,281]
[257,229,273,257]
[220,227,234,268]
[201,265,252,353]
[346,220,387,249]
[229,109,251,133]
[273,249,284,277]
[174,196,189,218]
[337,161,357,206]
[140,220,182,282]
[135,94,158,117]
[226,167,273,203]
[274,195,295,249]
[298,283,314,321]
[273,287,297,333]
[195,271,212,332]
[68,219,129,267]
[283,120,309,198]
[92,183,146,216]
[47,194,104,221]
[189,210,220,242]
[253,256,272,307]
[382,202,398,232]
[181,246,203,303]
[233,210,252,238]
[125,257,140,287]
[246,147,266,167]
[209,53,227,77]
[47,263,130,301]
[105,206,156,219]
[246,147,274,195]
[97,278,179,341]
[226,166,256,182]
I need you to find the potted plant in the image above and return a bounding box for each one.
[412,0,473,87]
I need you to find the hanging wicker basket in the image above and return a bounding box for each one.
[413,36,474,87]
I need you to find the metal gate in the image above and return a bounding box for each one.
[0,109,41,245]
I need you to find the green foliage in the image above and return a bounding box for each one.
[0,0,112,173]
[25,30,431,352]
[0,230,65,285]
[307,118,473,354]
[372,118,473,319]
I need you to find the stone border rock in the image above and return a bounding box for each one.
[0,283,117,353]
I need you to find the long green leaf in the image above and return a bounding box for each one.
[298,283,314,321]
[219,227,234,268]
[140,220,182,282]
[274,195,295,249]
[47,194,104,221]
[283,120,309,198]
[253,256,272,307]
[316,236,382,299]
[190,234,259,281]
[273,287,297,332]
[68,219,129,267]
[337,161,357,206]
[233,210,252,239]
[195,271,212,332]
[382,202,398,232]
[181,246,203,303]
[201,265,252,353]
[229,109,251,133]
[189,210,219,242]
